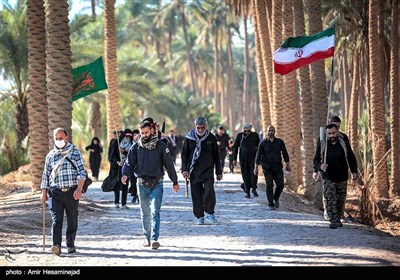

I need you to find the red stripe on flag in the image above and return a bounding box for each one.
[274,47,334,75]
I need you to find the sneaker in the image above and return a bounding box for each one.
[268,206,276,210]
[67,247,76,254]
[51,245,61,256]
[115,204,120,208]
[329,222,338,229]
[151,241,160,250]
[244,194,250,199]
[274,199,280,209]
[121,205,129,209]
[252,190,258,197]
[197,217,205,225]
[206,213,217,224]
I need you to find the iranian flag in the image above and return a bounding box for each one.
[273,27,335,75]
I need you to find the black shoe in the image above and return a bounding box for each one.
[67,247,76,254]
[329,222,338,229]
[252,190,258,197]
[240,183,245,192]
[336,221,343,227]
[244,194,250,198]
[274,199,279,209]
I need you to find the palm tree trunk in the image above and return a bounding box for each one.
[90,101,102,138]
[293,0,314,195]
[348,54,360,166]
[253,0,271,136]
[281,0,300,190]
[227,24,235,132]
[242,15,250,124]
[304,0,328,146]
[27,0,48,192]
[214,29,220,113]
[45,0,72,145]
[389,0,400,196]
[104,0,121,142]
[178,0,197,95]
[368,0,389,199]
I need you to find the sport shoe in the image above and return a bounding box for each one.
[206,213,217,224]
[151,241,160,250]
[197,217,205,225]
[67,247,76,254]
[115,204,120,208]
[244,194,250,198]
[121,205,129,209]
[51,245,61,256]
[274,199,280,209]
[252,190,259,197]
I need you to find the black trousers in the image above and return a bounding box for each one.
[263,168,284,207]
[114,183,128,205]
[219,150,227,171]
[240,155,258,193]
[190,177,216,218]
[48,188,79,248]
[129,175,138,197]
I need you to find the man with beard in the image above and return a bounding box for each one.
[313,123,358,229]
[181,117,223,225]
[254,125,290,210]
[233,123,260,198]
[121,121,179,249]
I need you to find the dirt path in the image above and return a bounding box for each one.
[1,170,400,267]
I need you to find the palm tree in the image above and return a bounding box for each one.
[252,0,271,134]
[104,0,121,142]
[27,0,48,192]
[368,0,389,199]
[389,0,399,196]
[45,0,73,144]
[293,0,314,194]
[304,0,328,145]
[0,0,29,144]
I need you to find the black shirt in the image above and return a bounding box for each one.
[255,137,289,171]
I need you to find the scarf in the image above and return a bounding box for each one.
[138,134,159,150]
[50,143,73,182]
[185,129,210,175]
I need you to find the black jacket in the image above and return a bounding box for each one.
[122,140,178,185]
[181,133,222,181]
[255,137,289,171]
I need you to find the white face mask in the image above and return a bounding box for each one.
[55,140,66,148]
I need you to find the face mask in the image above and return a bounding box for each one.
[55,140,66,148]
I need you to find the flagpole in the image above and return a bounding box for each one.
[323,49,335,166]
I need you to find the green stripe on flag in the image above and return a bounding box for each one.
[280,27,335,49]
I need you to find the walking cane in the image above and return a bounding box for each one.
[42,202,46,252]
[184,176,189,198]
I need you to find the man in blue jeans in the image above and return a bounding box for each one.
[121,121,179,249]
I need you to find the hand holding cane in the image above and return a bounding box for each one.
[184,176,189,198]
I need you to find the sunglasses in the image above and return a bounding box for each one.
[244,129,251,133]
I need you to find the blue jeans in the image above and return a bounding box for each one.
[137,180,163,242]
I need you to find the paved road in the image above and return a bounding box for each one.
[2,171,400,267]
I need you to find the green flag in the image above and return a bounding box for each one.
[71,57,108,101]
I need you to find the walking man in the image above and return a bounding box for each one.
[215,125,230,172]
[181,117,223,225]
[233,123,260,198]
[41,127,86,256]
[313,123,358,229]
[254,125,290,210]
[121,121,179,249]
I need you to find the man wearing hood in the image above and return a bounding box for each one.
[181,117,223,225]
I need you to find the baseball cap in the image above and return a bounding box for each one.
[243,123,252,130]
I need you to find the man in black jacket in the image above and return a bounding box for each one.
[233,123,260,198]
[254,125,290,210]
[121,121,179,249]
[181,117,223,225]
[313,123,358,229]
